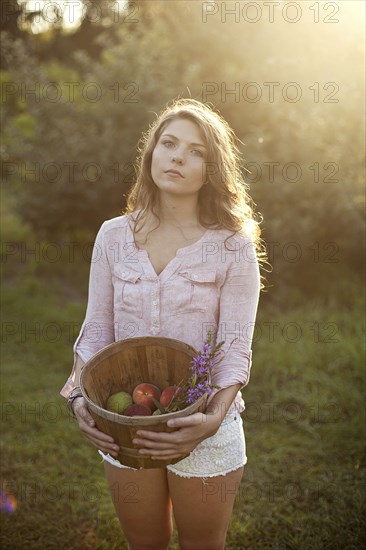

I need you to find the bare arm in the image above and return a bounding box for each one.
[71,353,85,386]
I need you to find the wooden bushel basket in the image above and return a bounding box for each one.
[79,336,208,469]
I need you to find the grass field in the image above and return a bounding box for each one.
[1,215,365,548]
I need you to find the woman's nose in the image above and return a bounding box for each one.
[172,149,184,163]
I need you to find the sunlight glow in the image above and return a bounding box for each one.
[19,0,129,34]
[17,1,366,35]
[338,0,366,28]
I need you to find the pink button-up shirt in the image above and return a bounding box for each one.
[60,211,261,414]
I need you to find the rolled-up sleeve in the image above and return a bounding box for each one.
[210,236,260,392]
[59,221,115,398]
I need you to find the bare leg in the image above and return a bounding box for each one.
[103,462,173,550]
[168,466,244,550]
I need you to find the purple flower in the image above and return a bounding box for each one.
[182,331,225,405]
[162,331,228,413]
[186,380,212,404]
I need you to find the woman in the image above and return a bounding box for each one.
[60,98,266,549]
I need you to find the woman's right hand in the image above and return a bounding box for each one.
[72,397,120,458]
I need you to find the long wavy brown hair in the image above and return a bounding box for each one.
[122,98,269,290]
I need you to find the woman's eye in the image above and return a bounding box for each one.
[161,141,204,157]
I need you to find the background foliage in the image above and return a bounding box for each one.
[1,0,365,299]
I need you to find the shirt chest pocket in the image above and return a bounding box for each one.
[112,268,144,319]
[166,268,218,314]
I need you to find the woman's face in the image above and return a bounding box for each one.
[151,118,207,199]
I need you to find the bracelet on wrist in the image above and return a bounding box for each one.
[67,390,83,418]
[67,385,81,398]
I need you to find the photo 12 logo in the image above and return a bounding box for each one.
[202,2,340,24]
[201,81,339,104]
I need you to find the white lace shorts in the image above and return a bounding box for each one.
[98,410,247,479]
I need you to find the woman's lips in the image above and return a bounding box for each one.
[165,170,183,177]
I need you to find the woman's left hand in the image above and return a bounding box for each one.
[132,412,221,460]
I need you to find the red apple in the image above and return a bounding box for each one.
[124,404,151,416]
[160,385,181,408]
[133,383,161,412]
